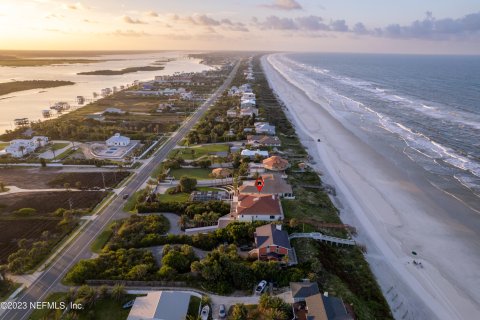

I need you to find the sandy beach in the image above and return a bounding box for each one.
[262,54,480,320]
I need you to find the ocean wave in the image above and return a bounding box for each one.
[268,53,480,187]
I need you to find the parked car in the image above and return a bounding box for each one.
[239,245,252,251]
[201,305,210,320]
[219,304,226,318]
[122,194,129,200]
[255,280,267,294]
[122,300,135,309]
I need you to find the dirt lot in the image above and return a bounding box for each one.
[0,168,129,189]
[0,191,107,215]
[0,218,61,262]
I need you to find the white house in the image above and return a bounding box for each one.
[106,133,130,147]
[5,136,49,158]
[234,194,284,222]
[240,107,259,117]
[227,109,238,118]
[103,107,125,114]
[240,99,256,109]
[240,149,269,158]
[242,92,256,100]
[255,122,276,135]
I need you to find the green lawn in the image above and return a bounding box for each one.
[170,168,212,180]
[187,295,201,318]
[0,142,8,151]
[123,190,143,212]
[169,144,229,160]
[157,188,190,202]
[51,142,70,151]
[30,293,138,320]
[91,223,114,253]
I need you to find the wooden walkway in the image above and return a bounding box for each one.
[289,232,356,246]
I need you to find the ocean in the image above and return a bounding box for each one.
[271,53,480,213]
[0,51,212,134]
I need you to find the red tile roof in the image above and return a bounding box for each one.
[236,194,282,216]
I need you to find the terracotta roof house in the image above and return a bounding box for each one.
[239,174,294,199]
[251,224,296,265]
[263,156,290,172]
[247,135,282,147]
[211,168,233,178]
[234,194,284,222]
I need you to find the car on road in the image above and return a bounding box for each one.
[218,304,226,318]
[255,280,267,294]
[122,194,129,200]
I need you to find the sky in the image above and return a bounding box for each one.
[1,0,480,54]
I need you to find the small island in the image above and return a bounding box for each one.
[0,57,103,67]
[0,80,75,96]
[77,65,165,75]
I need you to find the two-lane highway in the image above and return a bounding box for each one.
[1,60,240,320]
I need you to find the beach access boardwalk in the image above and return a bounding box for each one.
[289,232,356,246]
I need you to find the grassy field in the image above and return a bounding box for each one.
[157,189,190,202]
[169,144,230,160]
[0,142,8,150]
[187,295,201,318]
[0,80,75,96]
[51,142,69,151]
[0,59,101,67]
[169,168,212,180]
[91,223,115,253]
[29,292,138,320]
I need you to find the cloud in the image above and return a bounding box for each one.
[62,2,86,10]
[146,11,158,17]
[254,15,351,33]
[122,15,147,24]
[110,29,150,37]
[378,11,480,40]
[353,22,368,35]
[295,15,329,31]
[172,14,249,32]
[330,20,349,32]
[262,0,302,11]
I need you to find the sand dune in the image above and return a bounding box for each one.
[262,54,480,320]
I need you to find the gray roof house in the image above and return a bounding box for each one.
[127,291,192,320]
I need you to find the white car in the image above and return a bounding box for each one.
[255,280,267,294]
[218,304,226,318]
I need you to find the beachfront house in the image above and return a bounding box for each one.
[255,122,276,135]
[250,223,296,264]
[106,133,130,147]
[240,107,259,117]
[233,194,284,222]
[239,173,295,199]
[263,156,290,172]
[240,149,269,159]
[241,99,256,109]
[247,135,282,147]
[242,92,256,100]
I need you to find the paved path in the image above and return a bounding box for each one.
[38,141,74,160]
[0,61,241,320]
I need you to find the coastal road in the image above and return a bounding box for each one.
[0,60,240,320]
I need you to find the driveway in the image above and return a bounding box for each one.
[210,293,260,319]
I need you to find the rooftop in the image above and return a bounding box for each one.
[236,194,282,216]
[255,223,291,250]
[239,173,292,195]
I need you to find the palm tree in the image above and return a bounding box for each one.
[19,145,25,157]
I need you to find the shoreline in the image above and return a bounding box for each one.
[261,54,480,320]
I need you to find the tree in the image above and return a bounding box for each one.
[179,176,197,193]
[75,181,82,190]
[64,182,71,191]
[111,284,125,301]
[289,218,298,229]
[19,145,25,157]
[40,158,47,167]
[231,304,248,320]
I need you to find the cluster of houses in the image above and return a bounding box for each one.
[129,84,194,100]
[227,83,259,118]
[244,57,255,81]
[4,136,49,158]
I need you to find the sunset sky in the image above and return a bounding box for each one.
[1,0,480,54]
